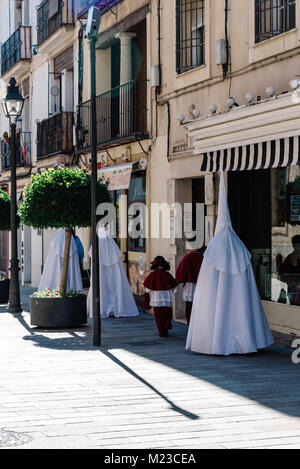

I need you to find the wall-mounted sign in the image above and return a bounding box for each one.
[99,163,134,191]
[56,155,66,165]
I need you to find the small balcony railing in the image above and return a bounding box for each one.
[1,26,32,76]
[1,133,32,171]
[77,80,148,152]
[77,0,122,18]
[37,112,74,159]
[37,0,74,45]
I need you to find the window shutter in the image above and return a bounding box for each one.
[111,42,121,88]
[192,2,204,30]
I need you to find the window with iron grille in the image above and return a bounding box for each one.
[176,0,205,74]
[255,0,296,43]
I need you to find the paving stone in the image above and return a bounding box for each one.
[1,286,300,449]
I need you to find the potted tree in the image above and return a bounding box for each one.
[2,132,9,143]
[0,189,11,303]
[19,167,110,328]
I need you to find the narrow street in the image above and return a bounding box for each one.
[0,288,299,449]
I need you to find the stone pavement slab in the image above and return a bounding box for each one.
[0,287,300,449]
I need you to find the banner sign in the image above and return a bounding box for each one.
[98,163,133,191]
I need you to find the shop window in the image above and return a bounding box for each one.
[229,166,300,306]
[128,172,146,252]
[176,0,205,74]
[255,0,296,43]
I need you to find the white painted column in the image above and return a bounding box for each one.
[115,32,137,85]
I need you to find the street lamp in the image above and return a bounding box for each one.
[1,77,24,314]
[86,7,102,346]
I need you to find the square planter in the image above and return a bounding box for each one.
[30,294,87,328]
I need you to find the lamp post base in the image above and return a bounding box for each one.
[7,303,23,314]
[7,258,23,314]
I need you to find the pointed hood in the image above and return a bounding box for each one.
[89,226,122,266]
[51,229,77,258]
[215,170,233,234]
[204,170,251,275]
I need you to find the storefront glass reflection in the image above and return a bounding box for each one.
[229,166,300,306]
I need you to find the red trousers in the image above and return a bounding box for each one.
[153,307,173,337]
[186,302,193,325]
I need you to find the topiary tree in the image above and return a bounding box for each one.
[19,167,110,296]
[0,189,12,232]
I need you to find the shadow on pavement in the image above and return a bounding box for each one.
[5,288,299,421]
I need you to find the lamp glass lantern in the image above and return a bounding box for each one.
[1,77,25,122]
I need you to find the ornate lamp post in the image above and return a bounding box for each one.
[86,7,102,346]
[1,77,24,314]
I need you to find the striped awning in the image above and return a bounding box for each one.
[200,136,300,172]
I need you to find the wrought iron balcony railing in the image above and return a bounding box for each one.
[1,133,32,171]
[77,0,122,18]
[77,80,148,152]
[1,26,32,76]
[37,0,74,45]
[37,112,74,159]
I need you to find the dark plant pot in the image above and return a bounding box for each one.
[30,294,87,328]
[0,279,10,304]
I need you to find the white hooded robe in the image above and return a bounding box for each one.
[87,228,139,318]
[38,229,83,293]
[186,171,274,355]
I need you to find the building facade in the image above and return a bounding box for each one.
[0,0,299,337]
[149,0,300,336]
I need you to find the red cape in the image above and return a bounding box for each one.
[144,270,178,291]
[176,252,204,284]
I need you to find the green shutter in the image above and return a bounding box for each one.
[111,42,120,88]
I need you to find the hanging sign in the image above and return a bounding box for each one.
[99,163,133,191]
[56,155,67,165]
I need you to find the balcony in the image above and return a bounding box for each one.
[37,112,74,160]
[1,26,32,77]
[37,0,74,46]
[77,80,148,152]
[77,0,122,19]
[1,133,32,171]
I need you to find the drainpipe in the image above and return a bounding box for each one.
[222,0,230,79]
[155,0,171,160]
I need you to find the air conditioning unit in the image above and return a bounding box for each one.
[150,65,160,88]
[216,39,227,65]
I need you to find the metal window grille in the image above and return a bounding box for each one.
[36,0,73,46]
[176,0,205,74]
[76,80,148,153]
[255,0,296,43]
[1,26,32,76]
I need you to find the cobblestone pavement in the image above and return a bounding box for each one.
[0,287,300,449]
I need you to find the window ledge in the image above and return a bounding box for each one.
[176,63,206,79]
[252,27,297,48]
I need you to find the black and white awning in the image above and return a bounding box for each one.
[200,136,300,172]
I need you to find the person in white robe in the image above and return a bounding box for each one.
[186,170,274,356]
[87,227,139,318]
[38,229,83,293]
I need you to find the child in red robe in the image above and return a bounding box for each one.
[176,247,204,325]
[142,256,178,337]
